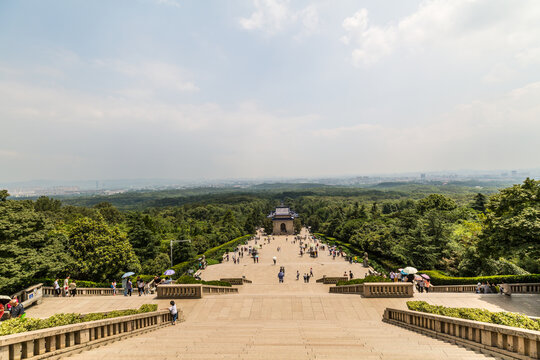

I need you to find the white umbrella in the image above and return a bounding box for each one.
[402,267,418,275]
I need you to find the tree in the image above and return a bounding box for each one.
[142,253,170,275]
[479,178,540,272]
[93,202,123,224]
[417,194,457,215]
[126,212,161,263]
[0,200,72,294]
[34,196,61,212]
[67,217,140,281]
[471,193,487,213]
[0,190,9,201]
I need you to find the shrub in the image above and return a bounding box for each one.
[420,270,540,286]
[336,275,391,286]
[0,304,159,336]
[406,301,540,331]
[206,259,220,266]
[175,275,231,287]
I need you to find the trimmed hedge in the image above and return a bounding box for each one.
[336,275,391,286]
[0,304,159,336]
[420,270,540,286]
[175,275,231,287]
[407,301,540,331]
[171,234,252,276]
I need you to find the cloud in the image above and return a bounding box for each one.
[239,0,319,36]
[310,81,540,172]
[342,0,540,67]
[150,0,181,8]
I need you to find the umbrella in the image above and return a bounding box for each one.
[164,269,175,276]
[122,272,135,279]
[402,267,418,275]
[414,275,423,281]
[421,274,430,280]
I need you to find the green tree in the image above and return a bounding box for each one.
[471,193,487,213]
[0,200,72,294]
[34,196,62,212]
[93,202,123,224]
[126,212,161,263]
[479,178,540,272]
[67,217,140,281]
[0,190,10,201]
[417,194,457,215]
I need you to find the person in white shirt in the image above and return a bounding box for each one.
[169,301,178,325]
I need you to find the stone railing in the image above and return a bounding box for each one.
[0,310,171,360]
[430,285,477,293]
[42,287,145,297]
[363,283,413,298]
[509,283,540,294]
[219,278,252,285]
[383,308,540,359]
[11,284,43,309]
[429,283,540,294]
[329,282,413,297]
[315,277,348,284]
[329,284,363,294]
[157,284,238,299]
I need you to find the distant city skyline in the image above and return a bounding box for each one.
[1,0,540,182]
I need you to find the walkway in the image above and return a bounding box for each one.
[28,229,539,359]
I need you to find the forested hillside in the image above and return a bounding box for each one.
[1,179,538,294]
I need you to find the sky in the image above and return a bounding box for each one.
[1,0,540,182]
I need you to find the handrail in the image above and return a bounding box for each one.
[383,308,540,359]
[0,310,171,360]
[156,284,238,299]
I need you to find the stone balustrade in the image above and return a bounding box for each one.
[42,287,141,296]
[157,284,238,299]
[509,283,540,294]
[430,283,540,294]
[315,277,348,284]
[219,278,252,285]
[329,282,413,297]
[363,282,413,297]
[0,310,171,360]
[383,308,540,359]
[329,284,363,294]
[430,285,477,293]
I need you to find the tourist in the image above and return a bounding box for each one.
[64,276,70,297]
[111,281,117,295]
[389,272,395,282]
[310,268,313,277]
[296,270,300,281]
[303,273,308,283]
[137,277,144,296]
[53,278,61,297]
[278,271,284,283]
[9,299,24,318]
[126,278,133,296]
[424,279,430,293]
[273,256,277,265]
[349,271,353,280]
[169,301,178,325]
[256,255,259,263]
[417,279,424,293]
[69,280,77,297]
[343,271,347,278]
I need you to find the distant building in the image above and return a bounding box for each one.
[420,173,426,180]
[268,205,298,235]
[511,170,517,176]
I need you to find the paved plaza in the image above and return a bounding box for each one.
[26,229,539,359]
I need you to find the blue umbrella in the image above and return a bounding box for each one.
[122,272,135,278]
[164,269,175,276]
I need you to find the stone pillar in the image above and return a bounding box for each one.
[46,335,56,352]
[0,345,8,360]
[56,334,66,349]
[11,343,22,360]
[34,338,46,355]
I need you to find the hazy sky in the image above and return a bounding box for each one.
[1,0,540,182]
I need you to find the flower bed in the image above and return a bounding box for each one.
[406,301,540,331]
[0,304,158,336]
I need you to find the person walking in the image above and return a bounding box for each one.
[296,270,300,281]
[303,274,307,283]
[278,271,284,283]
[349,270,354,280]
[53,279,61,297]
[126,278,133,296]
[169,301,178,325]
[137,277,144,296]
[310,268,313,277]
[111,281,117,296]
[273,256,277,265]
[69,281,77,297]
[63,276,70,297]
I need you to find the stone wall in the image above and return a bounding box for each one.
[272,219,294,235]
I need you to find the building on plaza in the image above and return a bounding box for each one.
[268,205,298,235]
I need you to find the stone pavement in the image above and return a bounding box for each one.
[27,229,539,359]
